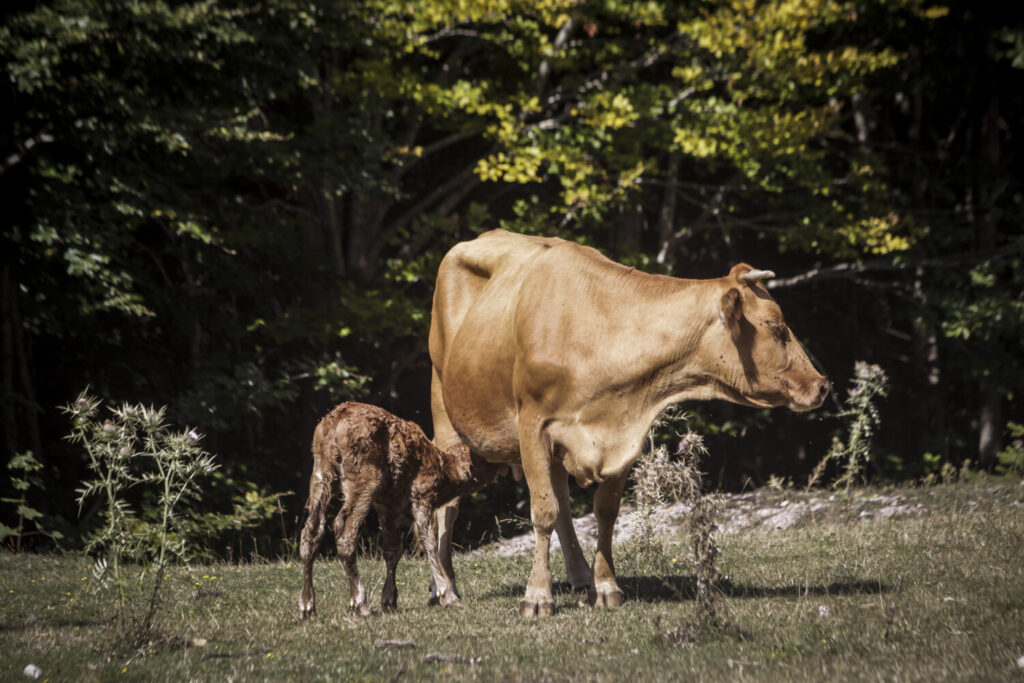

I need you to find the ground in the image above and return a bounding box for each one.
[2,479,1023,681]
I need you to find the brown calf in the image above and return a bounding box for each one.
[298,402,499,618]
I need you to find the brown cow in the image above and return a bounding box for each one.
[429,229,828,617]
[298,402,500,618]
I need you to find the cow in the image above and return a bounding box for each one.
[428,229,829,617]
[298,402,501,618]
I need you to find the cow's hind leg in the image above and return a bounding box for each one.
[334,483,376,618]
[377,505,403,612]
[590,472,628,609]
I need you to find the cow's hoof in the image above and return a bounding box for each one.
[519,600,555,618]
[590,589,624,609]
[353,603,373,618]
[427,595,440,607]
[299,607,316,620]
[380,600,397,613]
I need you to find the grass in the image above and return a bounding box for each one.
[2,479,1024,681]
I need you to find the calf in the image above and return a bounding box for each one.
[298,402,499,618]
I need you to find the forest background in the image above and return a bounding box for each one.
[2,0,1022,554]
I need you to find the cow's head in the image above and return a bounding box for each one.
[712,264,829,412]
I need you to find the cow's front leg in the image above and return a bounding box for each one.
[590,472,627,608]
[519,422,557,617]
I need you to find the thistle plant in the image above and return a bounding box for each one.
[65,390,217,647]
[633,413,722,624]
[821,361,890,491]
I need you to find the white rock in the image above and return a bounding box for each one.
[23,664,42,679]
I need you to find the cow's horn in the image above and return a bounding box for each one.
[740,269,775,284]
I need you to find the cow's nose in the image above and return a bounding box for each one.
[818,381,830,401]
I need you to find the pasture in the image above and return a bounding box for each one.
[3,480,1023,681]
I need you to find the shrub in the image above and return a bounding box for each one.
[1,451,64,551]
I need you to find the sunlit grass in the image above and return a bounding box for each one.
[2,480,1023,681]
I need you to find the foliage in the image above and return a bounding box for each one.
[996,422,1024,477]
[819,362,890,490]
[1,0,1022,551]
[0,452,64,551]
[66,389,218,647]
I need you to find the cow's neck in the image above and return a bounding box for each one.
[555,277,730,484]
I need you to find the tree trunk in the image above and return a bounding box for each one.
[975,95,1003,468]
[1,265,17,459]
[655,152,680,271]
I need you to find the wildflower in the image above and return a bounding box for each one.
[818,605,830,617]
[187,430,200,441]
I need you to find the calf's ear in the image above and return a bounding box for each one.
[718,288,743,340]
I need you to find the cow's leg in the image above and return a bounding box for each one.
[519,420,557,617]
[551,461,592,592]
[377,505,403,613]
[590,472,628,608]
[298,486,329,619]
[429,367,464,603]
[414,499,461,607]
[333,484,375,618]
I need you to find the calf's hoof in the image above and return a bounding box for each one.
[380,600,397,613]
[440,595,462,608]
[519,599,555,618]
[589,588,624,609]
[352,603,373,618]
[299,606,316,620]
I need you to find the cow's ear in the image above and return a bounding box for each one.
[718,288,743,340]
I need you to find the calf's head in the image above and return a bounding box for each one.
[440,443,474,482]
[712,264,829,412]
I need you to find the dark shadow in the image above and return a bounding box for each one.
[478,580,587,601]
[1,616,103,632]
[481,575,891,605]
[620,574,891,602]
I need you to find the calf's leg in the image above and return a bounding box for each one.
[415,499,461,607]
[430,498,461,604]
[429,372,464,603]
[377,505,403,612]
[590,472,628,608]
[333,483,376,618]
[298,472,332,619]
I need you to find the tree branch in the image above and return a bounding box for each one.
[767,244,1023,289]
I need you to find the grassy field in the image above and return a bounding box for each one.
[2,480,1024,681]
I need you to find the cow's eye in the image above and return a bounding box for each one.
[768,322,790,343]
